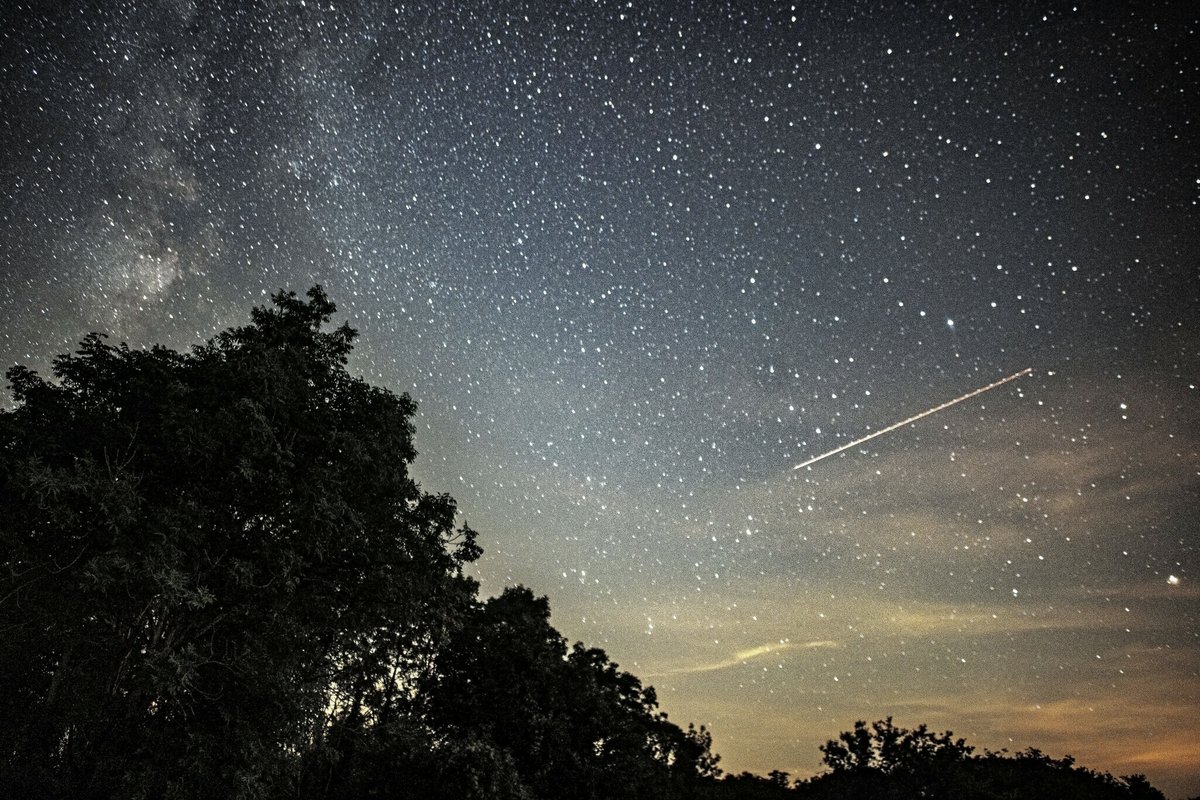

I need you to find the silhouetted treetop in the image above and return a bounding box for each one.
[1,286,478,798]
[798,718,1165,800]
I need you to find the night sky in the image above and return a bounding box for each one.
[2,1,1197,795]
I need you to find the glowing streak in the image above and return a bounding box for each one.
[792,368,1033,471]
[642,640,839,678]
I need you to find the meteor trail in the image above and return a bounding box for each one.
[792,368,1033,471]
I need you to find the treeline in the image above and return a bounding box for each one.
[0,288,1168,800]
[721,717,1168,799]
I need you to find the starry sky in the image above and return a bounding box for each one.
[2,1,1198,795]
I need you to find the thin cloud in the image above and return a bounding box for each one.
[643,640,838,677]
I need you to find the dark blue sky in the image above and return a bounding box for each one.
[2,2,1197,793]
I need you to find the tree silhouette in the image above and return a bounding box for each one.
[426,586,719,799]
[799,719,1165,800]
[1,287,479,799]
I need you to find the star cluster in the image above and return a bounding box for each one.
[2,2,1197,794]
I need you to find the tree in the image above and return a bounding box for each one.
[799,719,1166,800]
[0,287,479,799]
[818,716,973,776]
[425,586,719,799]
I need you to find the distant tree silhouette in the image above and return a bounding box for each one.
[797,718,1166,800]
[711,771,795,799]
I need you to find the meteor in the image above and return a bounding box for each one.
[792,368,1033,471]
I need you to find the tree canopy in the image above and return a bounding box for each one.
[794,717,1165,800]
[1,287,482,797]
[0,288,1169,800]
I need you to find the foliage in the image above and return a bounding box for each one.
[425,585,719,799]
[819,715,973,774]
[796,719,1165,800]
[0,288,478,798]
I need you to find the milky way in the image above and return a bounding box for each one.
[2,2,1197,794]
